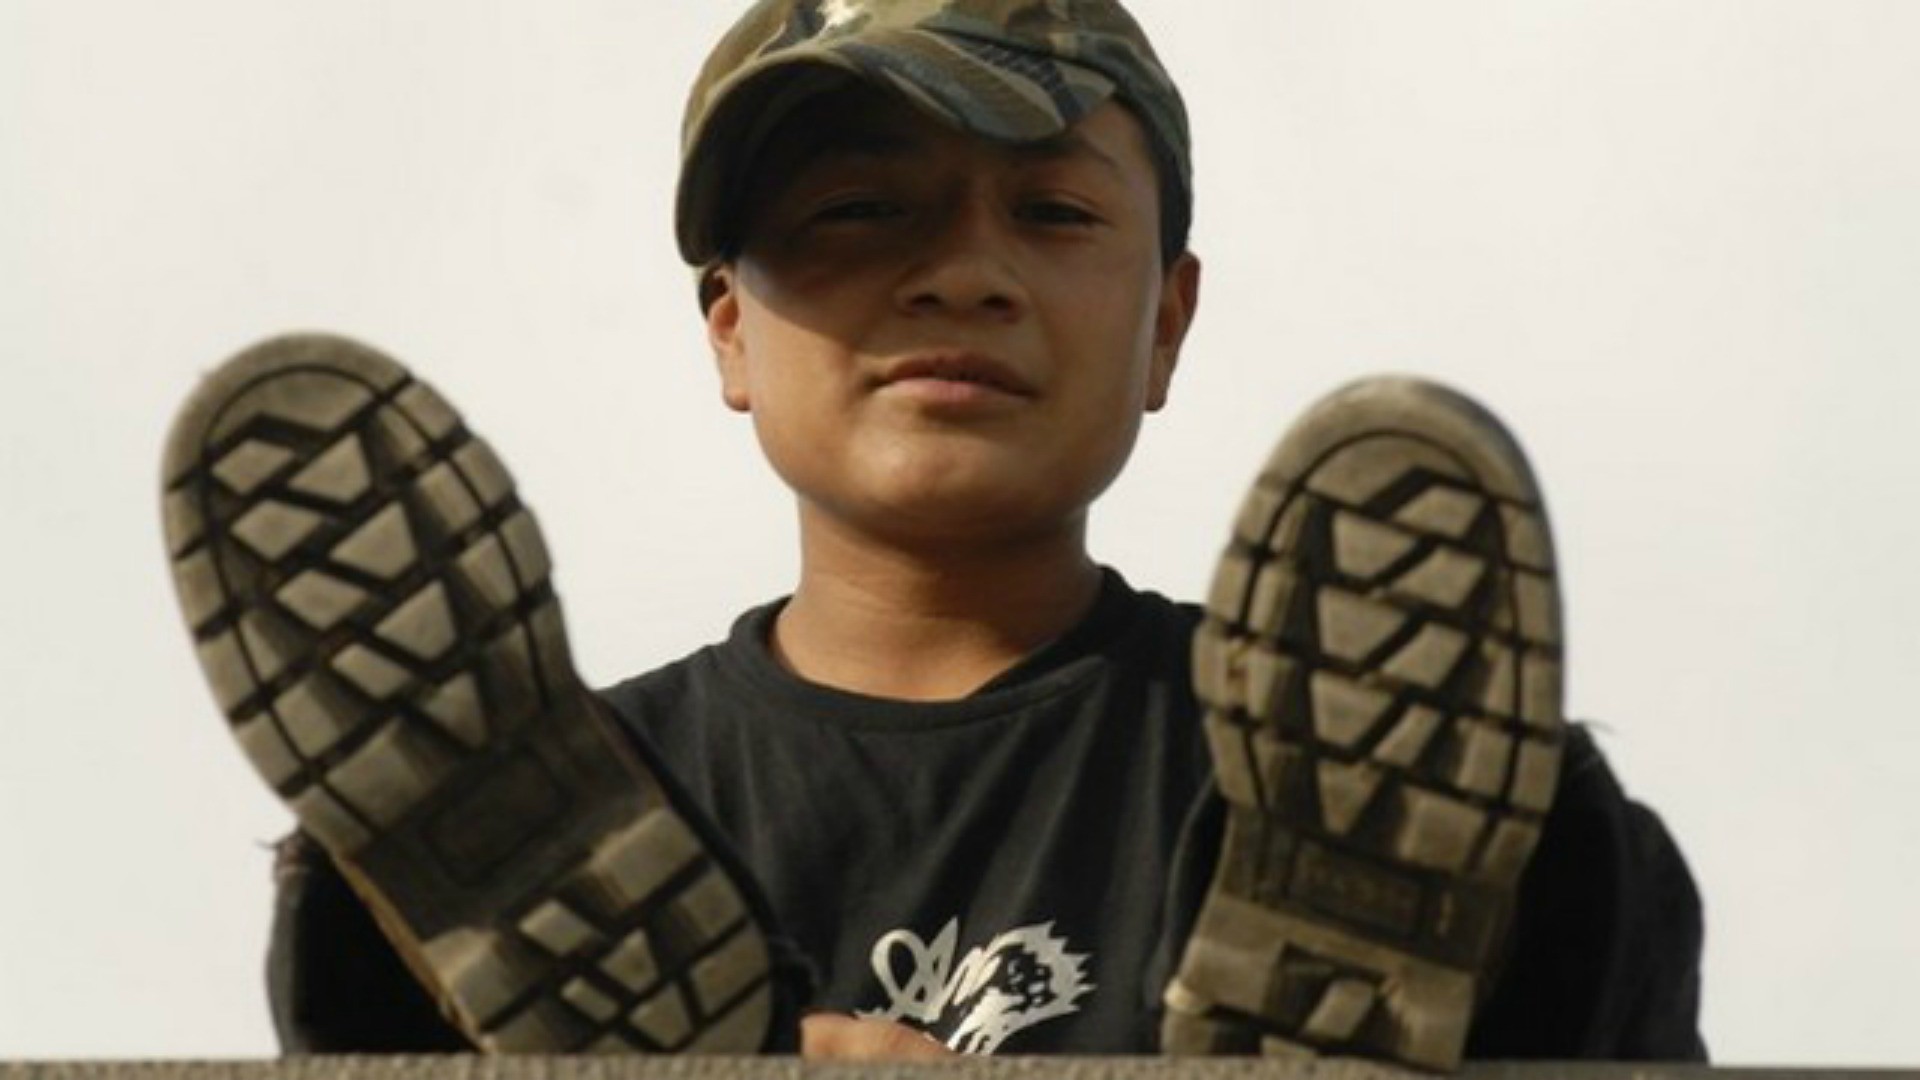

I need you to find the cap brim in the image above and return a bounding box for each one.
[675,29,1119,267]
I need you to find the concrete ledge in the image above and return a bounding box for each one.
[0,1060,1898,1080]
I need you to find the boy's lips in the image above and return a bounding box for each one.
[875,354,1038,399]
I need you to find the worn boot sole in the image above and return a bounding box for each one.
[162,334,773,1053]
[1163,377,1565,1070]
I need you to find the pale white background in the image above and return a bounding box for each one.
[4,0,1917,1065]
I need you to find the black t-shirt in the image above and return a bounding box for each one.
[269,572,1707,1060]
[600,569,1210,1054]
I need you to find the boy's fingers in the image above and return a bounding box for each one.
[800,1013,954,1060]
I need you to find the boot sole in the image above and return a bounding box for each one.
[1163,377,1565,1069]
[162,334,772,1053]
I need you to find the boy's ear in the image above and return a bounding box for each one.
[703,266,752,413]
[1146,252,1202,413]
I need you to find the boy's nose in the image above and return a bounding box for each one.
[893,200,1026,321]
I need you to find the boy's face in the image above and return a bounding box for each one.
[704,83,1200,547]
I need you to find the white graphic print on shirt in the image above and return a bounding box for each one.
[858,918,1094,1054]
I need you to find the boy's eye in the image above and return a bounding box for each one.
[1017,199,1102,228]
[811,196,904,223]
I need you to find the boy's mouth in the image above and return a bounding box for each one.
[877,354,1037,399]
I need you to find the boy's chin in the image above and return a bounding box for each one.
[831,487,1096,552]
[782,446,1122,550]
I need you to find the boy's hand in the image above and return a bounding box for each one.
[801,1013,955,1060]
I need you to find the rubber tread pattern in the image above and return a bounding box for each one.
[1164,377,1566,1071]
[162,334,772,1053]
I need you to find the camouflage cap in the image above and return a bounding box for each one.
[676,0,1192,269]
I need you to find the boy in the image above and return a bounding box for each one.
[161,0,1704,1067]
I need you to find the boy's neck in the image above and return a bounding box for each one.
[770,512,1105,702]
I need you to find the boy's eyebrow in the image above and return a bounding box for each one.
[1007,131,1127,178]
[776,128,913,180]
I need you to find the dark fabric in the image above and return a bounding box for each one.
[266,571,1706,1059]
[598,569,1212,1053]
[1467,728,1709,1061]
[267,833,467,1053]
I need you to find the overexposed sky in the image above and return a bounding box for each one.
[4,0,1918,1065]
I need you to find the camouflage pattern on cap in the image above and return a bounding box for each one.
[676,0,1191,268]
